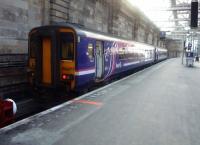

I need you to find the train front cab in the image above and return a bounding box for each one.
[28,26,76,92]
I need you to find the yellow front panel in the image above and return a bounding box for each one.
[60,60,75,89]
[42,38,52,84]
[60,60,75,74]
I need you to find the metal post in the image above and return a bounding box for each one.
[182,36,187,65]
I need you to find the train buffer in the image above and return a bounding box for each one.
[1,58,200,145]
[0,99,17,128]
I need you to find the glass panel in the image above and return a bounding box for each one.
[88,43,94,59]
[30,34,41,58]
[61,32,74,60]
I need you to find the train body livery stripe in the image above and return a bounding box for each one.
[123,61,140,66]
[145,58,154,62]
[75,69,95,76]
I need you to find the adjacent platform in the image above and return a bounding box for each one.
[1,58,200,145]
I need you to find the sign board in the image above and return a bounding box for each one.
[160,31,166,39]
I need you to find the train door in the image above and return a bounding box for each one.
[42,37,52,84]
[95,41,104,79]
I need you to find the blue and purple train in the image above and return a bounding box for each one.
[28,23,167,92]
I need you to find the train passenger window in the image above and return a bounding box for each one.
[119,48,126,60]
[61,32,74,60]
[88,43,94,59]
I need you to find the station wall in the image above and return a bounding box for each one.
[0,0,44,54]
[0,0,164,56]
[0,0,44,94]
[165,39,183,58]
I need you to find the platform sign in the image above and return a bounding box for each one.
[191,1,198,28]
[160,31,166,39]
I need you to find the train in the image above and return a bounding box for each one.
[27,23,167,93]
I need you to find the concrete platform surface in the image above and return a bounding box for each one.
[1,58,200,145]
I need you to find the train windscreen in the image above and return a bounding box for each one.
[29,33,41,58]
[61,32,74,60]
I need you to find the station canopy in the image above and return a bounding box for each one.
[127,0,199,40]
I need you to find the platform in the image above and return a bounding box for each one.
[1,58,200,145]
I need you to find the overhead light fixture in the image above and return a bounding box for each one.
[185,27,190,31]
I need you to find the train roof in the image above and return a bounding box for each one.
[31,22,167,50]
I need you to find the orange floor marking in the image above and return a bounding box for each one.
[74,99,103,106]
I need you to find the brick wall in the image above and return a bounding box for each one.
[0,0,163,56]
[0,0,44,55]
[0,0,44,93]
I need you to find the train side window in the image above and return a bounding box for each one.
[88,43,94,59]
[119,48,126,60]
[61,32,74,60]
